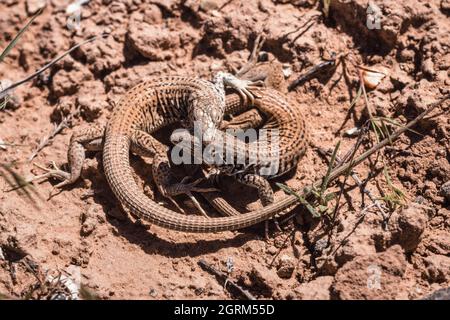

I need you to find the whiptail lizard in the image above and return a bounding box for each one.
[34,74,298,232]
[171,86,308,211]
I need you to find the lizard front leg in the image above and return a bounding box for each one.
[31,125,105,188]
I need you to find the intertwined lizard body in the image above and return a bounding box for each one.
[35,74,293,232]
[171,86,308,209]
[173,36,309,219]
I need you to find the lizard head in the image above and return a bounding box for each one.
[188,92,223,144]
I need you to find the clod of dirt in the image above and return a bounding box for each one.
[315,254,339,276]
[422,254,450,283]
[276,254,296,279]
[424,229,450,256]
[50,62,93,99]
[441,0,450,13]
[390,65,412,89]
[330,0,432,51]
[247,264,280,297]
[127,8,195,62]
[81,206,99,237]
[428,159,450,183]
[440,181,450,202]
[388,203,428,253]
[294,276,333,300]
[331,245,409,300]
[199,0,221,12]
[394,79,442,117]
[421,58,436,79]
[76,80,109,122]
[76,37,125,76]
[26,0,46,15]
[71,240,93,268]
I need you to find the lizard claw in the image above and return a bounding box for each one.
[235,80,265,105]
[226,77,257,106]
[28,162,72,187]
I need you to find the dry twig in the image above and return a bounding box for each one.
[28,117,70,161]
[198,259,256,300]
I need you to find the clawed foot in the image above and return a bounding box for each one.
[20,162,76,199]
[162,177,219,217]
[28,162,73,188]
[226,76,264,106]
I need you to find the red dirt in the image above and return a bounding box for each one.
[0,0,449,300]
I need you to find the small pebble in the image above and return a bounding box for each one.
[440,181,450,202]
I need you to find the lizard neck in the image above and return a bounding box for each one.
[211,72,227,101]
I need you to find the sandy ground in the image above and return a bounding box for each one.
[0,0,449,300]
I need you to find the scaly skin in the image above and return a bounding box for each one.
[102,84,304,232]
[38,75,291,232]
[174,86,308,217]
[185,51,308,218]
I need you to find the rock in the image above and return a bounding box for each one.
[422,58,435,78]
[200,0,220,12]
[26,0,47,15]
[389,203,428,253]
[422,286,450,300]
[266,245,278,255]
[248,264,280,296]
[423,254,450,283]
[331,245,409,300]
[80,206,99,237]
[128,19,180,61]
[440,181,450,202]
[424,230,450,256]
[294,276,334,300]
[276,254,295,279]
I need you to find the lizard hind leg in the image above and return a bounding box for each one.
[235,173,282,237]
[31,125,105,188]
[235,173,274,207]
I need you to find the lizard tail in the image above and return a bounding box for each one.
[102,134,282,233]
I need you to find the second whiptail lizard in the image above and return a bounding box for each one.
[171,36,309,220]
